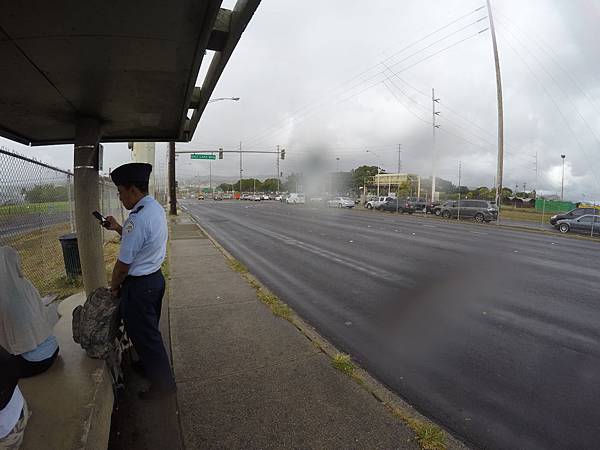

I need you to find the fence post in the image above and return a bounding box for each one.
[67,174,75,233]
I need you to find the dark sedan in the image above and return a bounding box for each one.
[555,214,600,236]
[549,207,598,225]
[380,199,415,214]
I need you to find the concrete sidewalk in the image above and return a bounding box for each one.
[168,214,441,449]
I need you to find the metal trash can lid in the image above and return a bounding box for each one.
[59,232,77,241]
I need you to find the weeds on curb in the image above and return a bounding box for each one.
[229,259,248,274]
[391,407,447,450]
[256,290,292,320]
[332,353,355,376]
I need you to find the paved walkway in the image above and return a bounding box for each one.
[168,215,422,449]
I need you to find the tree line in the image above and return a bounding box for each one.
[217,166,524,200]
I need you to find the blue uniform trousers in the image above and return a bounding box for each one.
[120,270,175,391]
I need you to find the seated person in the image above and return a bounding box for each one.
[0,353,30,449]
[0,247,59,378]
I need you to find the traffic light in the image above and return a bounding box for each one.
[219,148,223,159]
[280,148,285,160]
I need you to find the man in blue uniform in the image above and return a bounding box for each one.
[105,162,175,398]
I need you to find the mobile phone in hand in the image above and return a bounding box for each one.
[92,211,109,227]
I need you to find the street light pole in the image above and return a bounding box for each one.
[239,141,243,197]
[561,154,566,200]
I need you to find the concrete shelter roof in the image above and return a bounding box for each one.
[0,0,259,146]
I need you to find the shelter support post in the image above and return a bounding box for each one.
[168,142,177,215]
[74,118,105,296]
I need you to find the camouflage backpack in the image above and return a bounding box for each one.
[72,287,125,386]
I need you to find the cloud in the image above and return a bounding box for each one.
[4,0,600,202]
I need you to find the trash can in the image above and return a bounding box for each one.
[59,233,82,278]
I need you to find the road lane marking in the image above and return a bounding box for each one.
[236,222,410,283]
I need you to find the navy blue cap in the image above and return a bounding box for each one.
[110,162,152,186]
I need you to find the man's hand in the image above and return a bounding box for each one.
[111,259,130,299]
[104,216,123,235]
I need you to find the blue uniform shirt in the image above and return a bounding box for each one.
[119,195,168,276]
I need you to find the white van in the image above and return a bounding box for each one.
[286,193,306,204]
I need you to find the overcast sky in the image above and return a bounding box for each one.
[2,0,600,200]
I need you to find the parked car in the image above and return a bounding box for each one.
[407,197,428,212]
[198,194,205,200]
[549,207,598,225]
[432,201,450,216]
[425,201,440,214]
[327,197,355,208]
[286,193,306,204]
[555,214,600,235]
[439,199,497,223]
[275,195,283,201]
[380,199,415,214]
[213,194,223,201]
[261,194,270,200]
[251,194,261,201]
[223,193,233,200]
[241,194,251,200]
[366,196,394,210]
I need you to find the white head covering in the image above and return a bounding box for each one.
[0,247,59,355]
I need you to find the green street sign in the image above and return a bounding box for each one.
[191,153,216,160]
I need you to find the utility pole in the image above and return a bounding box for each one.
[239,141,243,196]
[534,152,538,193]
[168,141,177,215]
[432,88,440,202]
[561,154,566,200]
[487,0,504,224]
[397,144,402,173]
[457,161,462,221]
[276,145,281,193]
[336,157,340,195]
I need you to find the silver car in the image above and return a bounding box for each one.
[555,214,600,235]
[327,197,354,208]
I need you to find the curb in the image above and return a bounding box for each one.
[183,208,470,450]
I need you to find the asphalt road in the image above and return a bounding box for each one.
[0,212,70,238]
[183,200,600,450]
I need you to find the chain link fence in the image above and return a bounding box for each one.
[0,145,124,298]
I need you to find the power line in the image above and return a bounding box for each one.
[243,12,489,147]
[496,22,600,187]
[495,17,600,149]
[494,10,600,118]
